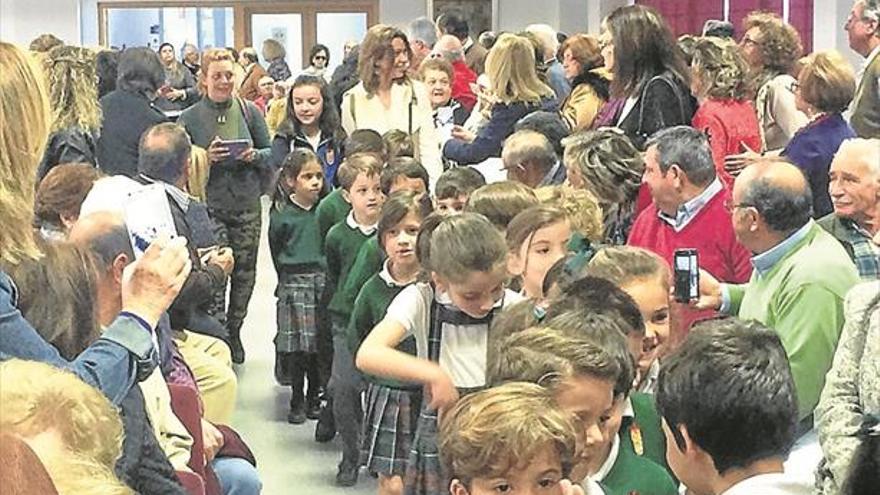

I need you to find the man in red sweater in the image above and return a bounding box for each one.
[628,126,752,343]
[433,35,478,112]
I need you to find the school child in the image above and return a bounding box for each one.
[324,152,386,485]
[506,206,573,300]
[268,148,327,424]
[271,74,345,187]
[438,381,582,495]
[316,129,387,241]
[357,212,524,495]
[380,157,430,197]
[347,191,433,495]
[535,185,605,245]
[465,181,539,230]
[585,246,672,394]
[486,326,623,494]
[655,319,806,494]
[383,129,416,160]
[433,167,486,216]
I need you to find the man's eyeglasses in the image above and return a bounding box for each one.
[724,199,755,213]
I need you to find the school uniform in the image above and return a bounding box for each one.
[619,393,672,479]
[592,429,677,495]
[268,197,326,408]
[384,283,523,495]
[325,212,378,470]
[347,261,421,477]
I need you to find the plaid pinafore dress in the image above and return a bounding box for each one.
[403,296,502,495]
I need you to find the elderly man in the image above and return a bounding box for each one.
[182,43,200,77]
[818,138,880,280]
[408,16,437,76]
[501,130,565,187]
[71,212,262,495]
[433,34,477,111]
[237,47,268,101]
[437,7,487,75]
[697,160,859,423]
[628,126,751,339]
[846,0,880,137]
[525,23,571,102]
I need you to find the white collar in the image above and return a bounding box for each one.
[590,433,620,483]
[346,210,378,235]
[289,194,316,211]
[720,472,810,495]
[378,259,414,287]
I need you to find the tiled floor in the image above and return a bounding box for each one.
[229,200,377,495]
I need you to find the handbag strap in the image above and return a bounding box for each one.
[636,73,687,138]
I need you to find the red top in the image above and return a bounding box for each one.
[451,60,478,112]
[692,98,761,187]
[627,187,752,342]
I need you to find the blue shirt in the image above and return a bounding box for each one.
[658,177,723,231]
[0,270,158,405]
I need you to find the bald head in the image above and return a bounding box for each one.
[735,159,813,234]
[70,212,134,271]
[434,34,464,62]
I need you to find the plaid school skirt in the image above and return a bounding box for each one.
[360,383,423,477]
[275,271,326,354]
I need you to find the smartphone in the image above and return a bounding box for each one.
[220,139,251,158]
[673,248,699,303]
[123,184,178,258]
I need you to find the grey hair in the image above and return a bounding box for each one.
[646,126,716,187]
[860,0,880,25]
[503,130,557,175]
[835,138,880,178]
[742,172,813,233]
[409,17,438,48]
[525,24,559,59]
[240,47,259,64]
[137,123,192,184]
[85,218,135,270]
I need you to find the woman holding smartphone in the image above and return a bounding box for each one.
[178,48,272,364]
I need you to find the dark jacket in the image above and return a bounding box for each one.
[818,213,858,262]
[267,58,291,81]
[617,71,695,150]
[155,63,199,112]
[271,131,344,187]
[443,97,557,165]
[134,176,227,337]
[36,127,98,181]
[115,386,187,495]
[97,89,168,177]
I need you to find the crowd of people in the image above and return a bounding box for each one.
[1,1,879,495]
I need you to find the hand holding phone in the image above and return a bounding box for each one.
[673,248,700,303]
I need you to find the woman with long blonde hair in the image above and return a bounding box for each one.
[442,33,557,166]
[1,42,189,406]
[36,44,102,181]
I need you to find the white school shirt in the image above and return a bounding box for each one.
[384,282,523,388]
[720,473,812,495]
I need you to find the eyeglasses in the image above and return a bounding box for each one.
[790,81,800,92]
[724,199,755,213]
[740,36,760,47]
[313,55,327,61]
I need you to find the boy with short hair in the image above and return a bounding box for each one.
[324,152,386,486]
[656,318,807,495]
[434,167,486,216]
[379,157,429,196]
[466,181,539,230]
[316,129,387,240]
[439,381,584,495]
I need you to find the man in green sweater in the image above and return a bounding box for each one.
[696,160,859,424]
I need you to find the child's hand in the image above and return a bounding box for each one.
[559,479,586,495]
[426,367,459,411]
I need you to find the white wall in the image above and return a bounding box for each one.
[812,0,862,70]
[1,0,81,46]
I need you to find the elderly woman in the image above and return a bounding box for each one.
[0,41,188,405]
[178,48,272,364]
[781,51,858,218]
[443,33,557,167]
[816,283,880,494]
[96,47,169,177]
[342,24,442,184]
[419,57,470,142]
[558,34,610,131]
[262,38,291,81]
[37,45,103,181]
[740,11,809,150]
[302,43,330,80]
[155,42,197,112]
[690,36,762,186]
[599,5,694,150]
[563,128,645,245]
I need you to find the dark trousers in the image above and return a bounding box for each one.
[289,351,321,408]
[209,206,261,337]
[329,332,365,465]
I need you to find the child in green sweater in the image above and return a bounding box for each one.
[324,153,385,486]
[348,191,432,495]
[268,148,327,424]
